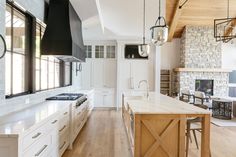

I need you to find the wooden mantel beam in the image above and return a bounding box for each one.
[224,18,236,37]
[168,0,183,42]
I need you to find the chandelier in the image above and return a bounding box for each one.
[214,0,236,43]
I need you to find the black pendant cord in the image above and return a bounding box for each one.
[143,0,146,44]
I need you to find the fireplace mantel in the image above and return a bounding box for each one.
[174,68,232,73]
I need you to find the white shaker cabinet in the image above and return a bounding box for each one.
[131,60,150,90]
[92,60,104,88]
[94,89,115,108]
[103,59,117,88]
[81,59,93,89]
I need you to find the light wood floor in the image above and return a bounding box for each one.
[62,110,236,157]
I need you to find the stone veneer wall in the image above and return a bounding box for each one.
[180,26,222,68]
[177,26,229,97]
[177,72,229,97]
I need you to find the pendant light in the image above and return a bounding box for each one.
[150,0,168,46]
[214,0,236,43]
[138,0,150,57]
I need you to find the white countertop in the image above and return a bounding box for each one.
[0,89,94,137]
[127,94,210,115]
[0,101,72,137]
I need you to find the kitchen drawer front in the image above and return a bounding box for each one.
[74,114,82,131]
[22,122,50,150]
[23,134,51,157]
[59,107,70,122]
[59,107,70,130]
[59,130,69,156]
[59,116,69,136]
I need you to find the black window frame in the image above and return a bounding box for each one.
[5,1,72,99]
[5,2,31,98]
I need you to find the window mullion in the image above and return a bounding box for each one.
[10,5,13,95]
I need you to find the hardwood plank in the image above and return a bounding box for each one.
[62,110,236,157]
[62,110,132,157]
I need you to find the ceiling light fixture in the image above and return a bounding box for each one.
[214,0,236,43]
[150,0,168,46]
[138,0,150,57]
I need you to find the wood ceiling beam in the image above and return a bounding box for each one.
[224,18,236,37]
[168,0,183,42]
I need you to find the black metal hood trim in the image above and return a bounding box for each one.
[41,0,85,62]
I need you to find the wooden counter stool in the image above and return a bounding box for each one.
[186,104,209,157]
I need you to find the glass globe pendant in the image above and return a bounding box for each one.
[150,0,168,46]
[138,43,150,57]
[138,0,150,57]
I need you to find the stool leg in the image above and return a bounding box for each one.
[192,130,199,149]
[186,123,191,157]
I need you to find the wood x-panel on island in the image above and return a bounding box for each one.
[134,115,186,157]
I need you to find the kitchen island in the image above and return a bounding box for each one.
[122,93,210,157]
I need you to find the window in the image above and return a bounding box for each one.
[95,45,104,58]
[85,45,92,58]
[64,62,72,86]
[5,2,73,98]
[35,23,61,91]
[5,4,28,96]
[106,45,116,58]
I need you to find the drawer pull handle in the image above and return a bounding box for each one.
[51,120,58,124]
[35,145,47,156]
[59,141,66,150]
[32,132,41,139]
[64,112,68,115]
[59,125,66,132]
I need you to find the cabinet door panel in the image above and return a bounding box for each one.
[81,59,92,89]
[103,60,117,88]
[103,94,115,107]
[94,92,104,107]
[92,60,104,88]
[131,61,149,90]
[119,61,132,89]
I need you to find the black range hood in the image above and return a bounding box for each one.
[41,0,85,62]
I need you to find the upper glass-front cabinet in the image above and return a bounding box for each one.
[106,46,116,58]
[85,45,92,58]
[85,45,116,59]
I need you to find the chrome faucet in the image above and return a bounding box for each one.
[138,80,149,99]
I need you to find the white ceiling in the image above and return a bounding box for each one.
[49,0,166,40]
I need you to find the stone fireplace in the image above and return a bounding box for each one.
[174,26,230,97]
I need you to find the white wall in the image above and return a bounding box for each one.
[161,39,181,70]
[222,43,236,69]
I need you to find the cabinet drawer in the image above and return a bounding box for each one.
[59,107,70,130]
[59,117,69,136]
[22,122,50,150]
[60,107,70,121]
[23,134,51,157]
[59,131,69,156]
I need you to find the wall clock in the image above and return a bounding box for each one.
[0,34,6,59]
